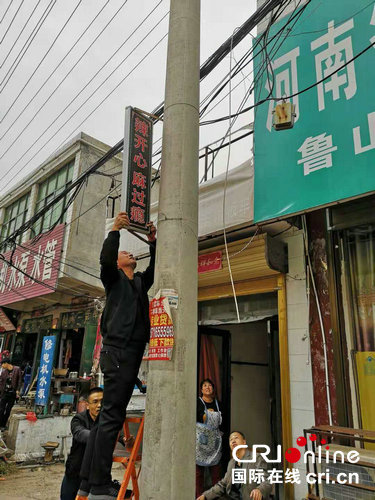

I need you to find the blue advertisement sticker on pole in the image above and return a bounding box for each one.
[35,336,56,406]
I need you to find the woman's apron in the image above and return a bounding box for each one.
[196,397,222,466]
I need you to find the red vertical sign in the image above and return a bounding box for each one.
[122,107,153,233]
[146,296,174,361]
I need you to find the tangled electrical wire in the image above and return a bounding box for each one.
[2,0,373,299]
[0,0,290,254]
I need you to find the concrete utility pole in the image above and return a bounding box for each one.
[140,0,200,498]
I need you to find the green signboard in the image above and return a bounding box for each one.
[254,0,375,222]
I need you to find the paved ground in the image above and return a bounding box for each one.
[0,462,126,500]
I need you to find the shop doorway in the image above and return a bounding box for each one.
[22,333,38,369]
[58,328,85,373]
[198,301,282,498]
[11,332,38,369]
[198,327,231,450]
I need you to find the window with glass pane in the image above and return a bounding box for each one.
[0,192,30,250]
[346,225,375,351]
[32,160,74,236]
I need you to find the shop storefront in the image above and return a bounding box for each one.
[5,306,99,413]
[10,315,53,376]
[60,309,99,376]
[327,195,375,439]
[40,308,99,414]
[197,233,291,499]
[0,307,16,353]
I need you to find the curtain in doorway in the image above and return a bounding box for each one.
[199,334,221,400]
[347,225,375,351]
[91,316,102,374]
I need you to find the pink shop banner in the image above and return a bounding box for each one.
[0,224,65,306]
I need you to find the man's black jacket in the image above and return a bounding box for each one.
[100,230,156,348]
[65,410,95,478]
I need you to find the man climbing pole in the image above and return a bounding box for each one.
[78,212,156,500]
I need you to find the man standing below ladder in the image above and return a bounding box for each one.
[79,212,156,500]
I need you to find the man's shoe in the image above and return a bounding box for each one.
[88,483,119,500]
[111,480,121,492]
[111,480,132,498]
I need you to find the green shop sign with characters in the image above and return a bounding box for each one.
[253,0,375,223]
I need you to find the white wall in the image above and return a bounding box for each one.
[214,322,272,449]
[63,140,122,290]
[231,322,272,447]
[279,228,315,500]
[8,414,73,461]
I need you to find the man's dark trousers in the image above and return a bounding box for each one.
[60,474,81,500]
[0,392,16,427]
[80,339,145,487]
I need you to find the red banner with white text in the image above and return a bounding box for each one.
[0,224,65,305]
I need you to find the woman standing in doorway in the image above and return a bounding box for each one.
[196,378,222,497]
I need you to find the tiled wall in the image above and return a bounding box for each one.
[280,229,315,499]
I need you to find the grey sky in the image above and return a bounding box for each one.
[0,0,257,194]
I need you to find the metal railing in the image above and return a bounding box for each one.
[304,425,375,499]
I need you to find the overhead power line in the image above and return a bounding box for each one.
[0,0,296,298]
[151,0,293,184]
[0,30,169,191]
[0,0,282,188]
[0,0,110,136]
[0,0,84,120]
[0,252,99,299]
[0,2,165,152]
[0,0,25,45]
[0,0,43,71]
[0,0,290,212]
[0,140,124,251]
[200,0,375,125]
[2,0,337,261]
[200,38,375,125]
[0,0,57,92]
[209,0,295,318]
[47,31,169,159]
[200,0,310,119]
[0,1,14,25]
[0,0,296,250]
[199,0,316,185]
[152,0,289,118]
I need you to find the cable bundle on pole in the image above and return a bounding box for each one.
[0,139,123,253]
[0,0,315,257]
[152,0,288,119]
